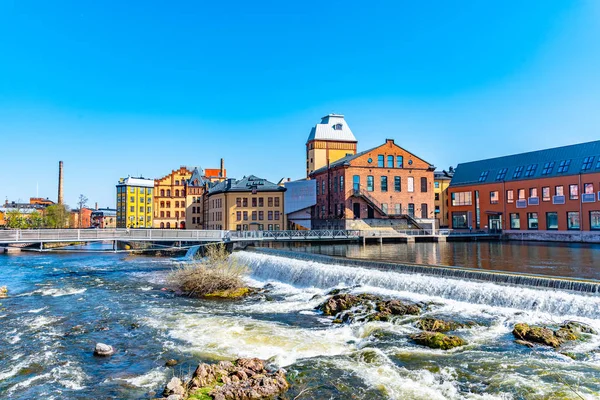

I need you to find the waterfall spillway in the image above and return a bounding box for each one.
[183,245,201,260]
[235,248,600,319]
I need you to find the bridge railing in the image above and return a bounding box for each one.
[228,230,361,240]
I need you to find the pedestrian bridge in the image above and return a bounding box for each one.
[0,228,361,245]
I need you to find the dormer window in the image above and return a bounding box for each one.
[333,123,343,130]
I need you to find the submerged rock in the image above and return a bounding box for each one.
[162,357,288,400]
[416,318,474,332]
[203,287,251,299]
[317,293,422,323]
[512,322,595,349]
[410,332,467,350]
[93,343,114,357]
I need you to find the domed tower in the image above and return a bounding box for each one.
[306,114,358,176]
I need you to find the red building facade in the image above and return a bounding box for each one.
[448,141,600,236]
[309,139,435,229]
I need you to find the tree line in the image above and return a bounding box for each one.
[3,205,71,229]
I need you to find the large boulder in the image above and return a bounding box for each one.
[513,323,562,348]
[317,294,362,316]
[410,332,467,350]
[162,377,185,398]
[416,318,474,332]
[93,343,114,357]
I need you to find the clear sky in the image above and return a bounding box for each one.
[1,1,599,208]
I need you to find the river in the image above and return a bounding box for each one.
[0,244,599,399]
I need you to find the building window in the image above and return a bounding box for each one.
[590,211,600,230]
[243,211,248,220]
[340,176,344,191]
[140,206,144,213]
[557,159,571,173]
[452,211,469,229]
[510,213,520,229]
[546,212,558,230]
[518,189,525,200]
[524,164,537,177]
[434,181,440,188]
[130,187,135,193]
[420,177,428,192]
[569,184,579,200]
[478,171,489,182]
[175,201,179,208]
[408,203,415,217]
[396,156,403,168]
[166,211,171,218]
[274,197,280,207]
[513,166,524,179]
[527,213,538,230]
[175,189,179,197]
[268,211,273,220]
[353,175,360,191]
[130,196,134,203]
[506,190,514,203]
[367,176,374,191]
[394,177,401,192]
[421,203,428,219]
[175,211,179,219]
[496,168,508,181]
[451,191,472,206]
[243,198,248,207]
[130,206,134,212]
[490,191,499,204]
[581,156,594,171]
[236,198,241,207]
[167,189,171,197]
[258,198,264,207]
[568,212,580,230]
[541,162,555,175]
[381,203,388,214]
[252,198,257,207]
[583,183,594,195]
[395,203,401,215]
[252,211,257,221]
[275,211,280,220]
[529,188,538,198]
[160,189,165,196]
[555,186,564,196]
[542,187,550,202]
[160,211,165,218]
[268,197,273,207]
[378,155,384,167]
[435,193,440,201]
[386,155,393,168]
[381,176,388,192]
[407,177,414,193]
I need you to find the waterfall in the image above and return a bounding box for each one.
[235,249,600,319]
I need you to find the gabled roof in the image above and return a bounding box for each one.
[187,167,206,187]
[309,140,435,176]
[306,114,357,143]
[208,175,286,195]
[450,140,600,187]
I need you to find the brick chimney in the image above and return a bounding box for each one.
[58,161,64,205]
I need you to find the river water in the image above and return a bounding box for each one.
[0,246,599,399]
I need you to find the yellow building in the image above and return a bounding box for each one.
[306,114,357,176]
[434,169,454,228]
[206,175,286,231]
[154,166,193,229]
[116,177,154,228]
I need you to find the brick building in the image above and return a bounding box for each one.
[448,140,600,239]
[309,139,435,229]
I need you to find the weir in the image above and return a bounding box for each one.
[248,247,600,294]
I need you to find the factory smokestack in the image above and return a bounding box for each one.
[58,161,64,205]
[220,158,225,178]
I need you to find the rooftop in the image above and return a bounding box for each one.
[208,175,286,195]
[306,114,357,143]
[450,140,600,187]
[117,176,154,188]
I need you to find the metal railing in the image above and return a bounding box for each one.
[228,230,361,240]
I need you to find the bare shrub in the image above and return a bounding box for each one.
[168,244,248,297]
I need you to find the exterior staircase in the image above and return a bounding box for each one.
[351,188,422,229]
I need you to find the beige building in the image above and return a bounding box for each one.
[154,166,193,229]
[434,169,454,228]
[206,175,286,231]
[186,167,209,229]
[306,114,357,176]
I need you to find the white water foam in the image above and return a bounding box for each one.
[235,252,600,321]
[120,367,169,388]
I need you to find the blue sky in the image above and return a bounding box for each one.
[1,1,599,208]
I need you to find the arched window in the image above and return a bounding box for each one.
[160,189,165,196]
[167,189,171,197]
[160,201,165,208]
[166,222,171,229]
[175,189,180,197]
[160,222,164,228]
[333,123,343,130]
[175,211,180,219]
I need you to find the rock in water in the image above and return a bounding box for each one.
[410,332,467,350]
[165,359,178,367]
[93,343,114,357]
[513,323,562,348]
[162,377,185,397]
[0,286,7,298]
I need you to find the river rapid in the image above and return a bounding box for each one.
[0,249,599,399]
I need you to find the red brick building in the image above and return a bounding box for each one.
[448,140,600,239]
[309,139,435,229]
